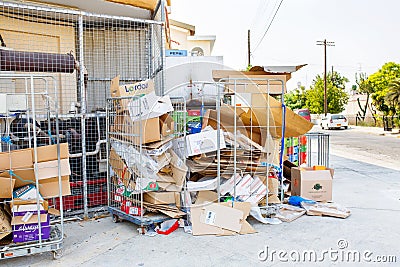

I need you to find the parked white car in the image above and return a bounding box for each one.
[320,114,348,129]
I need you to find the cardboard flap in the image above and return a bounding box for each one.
[10,199,49,211]
[187,177,218,192]
[0,177,15,198]
[0,148,33,170]
[38,176,71,198]
[199,203,243,232]
[159,114,175,137]
[300,169,332,180]
[157,182,182,192]
[34,143,69,162]
[11,213,48,225]
[156,174,176,183]
[169,149,187,189]
[110,148,132,185]
[239,94,313,138]
[144,137,173,150]
[191,206,223,236]
[35,159,71,180]
[195,191,218,205]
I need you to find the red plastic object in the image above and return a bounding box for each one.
[299,135,307,145]
[187,109,201,116]
[156,220,180,235]
[300,152,307,164]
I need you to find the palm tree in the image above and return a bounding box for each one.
[386,79,400,109]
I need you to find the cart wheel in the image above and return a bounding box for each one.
[53,249,63,260]
[112,215,119,223]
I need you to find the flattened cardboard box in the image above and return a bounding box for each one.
[199,203,243,233]
[0,148,32,170]
[291,167,333,202]
[191,191,222,236]
[143,192,180,206]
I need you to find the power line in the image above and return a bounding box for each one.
[252,0,284,53]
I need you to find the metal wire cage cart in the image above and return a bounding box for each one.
[0,0,165,219]
[0,74,65,260]
[106,94,186,230]
[164,78,288,224]
[215,78,287,205]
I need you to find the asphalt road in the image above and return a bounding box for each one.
[315,126,400,170]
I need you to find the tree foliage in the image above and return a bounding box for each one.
[367,62,400,115]
[386,78,400,110]
[305,72,349,114]
[284,86,307,110]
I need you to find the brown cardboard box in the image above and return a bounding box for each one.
[112,111,161,145]
[110,75,155,113]
[291,167,333,202]
[38,176,71,198]
[0,205,12,241]
[34,143,69,162]
[0,148,32,170]
[0,177,16,198]
[143,192,180,206]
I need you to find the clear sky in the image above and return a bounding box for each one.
[169,0,400,90]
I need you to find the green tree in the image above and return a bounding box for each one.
[367,62,400,115]
[305,71,349,114]
[386,78,400,110]
[284,86,307,110]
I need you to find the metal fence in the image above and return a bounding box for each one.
[0,1,164,218]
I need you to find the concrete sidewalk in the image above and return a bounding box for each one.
[343,125,400,138]
[3,154,399,266]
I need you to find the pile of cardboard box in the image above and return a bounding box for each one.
[109,76,187,219]
[108,76,350,236]
[0,143,71,243]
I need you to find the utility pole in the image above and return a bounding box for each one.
[247,29,251,68]
[317,39,335,116]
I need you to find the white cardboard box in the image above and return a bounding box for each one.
[186,130,226,156]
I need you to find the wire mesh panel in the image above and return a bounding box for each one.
[1,1,164,218]
[216,78,285,206]
[0,75,64,260]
